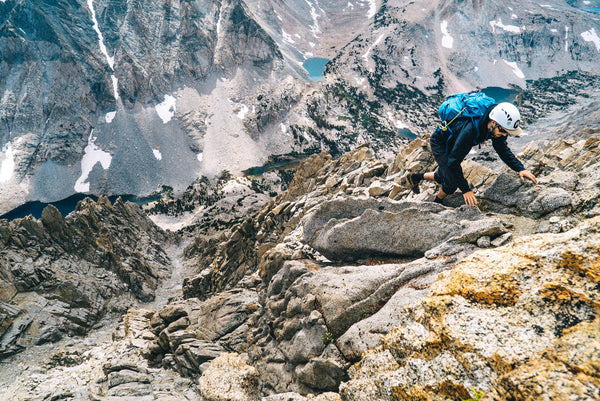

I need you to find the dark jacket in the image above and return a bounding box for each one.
[431,105,524,194]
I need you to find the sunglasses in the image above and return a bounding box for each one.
[491,124,508,134]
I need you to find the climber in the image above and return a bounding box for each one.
[406,101,537,206]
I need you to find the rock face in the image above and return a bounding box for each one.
[326,1,600,136]
[388,135,600,219]
[3,308,200,400]
[340,216,600,401]
[246,258,452,394]
[0,197,170,359]
[0,0,382,210]
[172,132,600,399]
[301,198,505,260]
[2,0,600,216]
[2,126,600,399]
[143,287,260,378]
[199,353,261,401]
[0,0,289,208]
[244,0,374,63]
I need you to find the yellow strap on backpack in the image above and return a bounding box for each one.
[437,107,466,132]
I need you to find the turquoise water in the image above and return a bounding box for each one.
[398,128,417,140]
[574,2,600,13]
[303,57,329,81]
[481,87,519,103]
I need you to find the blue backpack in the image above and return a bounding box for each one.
[437,91,496,146]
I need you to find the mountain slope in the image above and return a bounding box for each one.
[1,0,600,215]
[317,0,600,140]
[0,0,290,211]
[330,0,600,93]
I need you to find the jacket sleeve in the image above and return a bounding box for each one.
[446,122,475,193]
[492,137,525,172]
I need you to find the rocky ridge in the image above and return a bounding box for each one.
[1,131,600,399]
[0,197,171,360]
[169,133,600,399]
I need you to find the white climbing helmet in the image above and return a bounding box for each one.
[489,102,522,136]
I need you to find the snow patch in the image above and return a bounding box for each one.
[489,18,522,34]
[111,75,119,100]
[216,8,223,35]
[197,153,203,162]
[282,29,296,44]
[540,4,558,11]
[441,20,454,49]
[367,0,377,19]
[222,177,252,194]
[565,26,570,52]
[581,28,600,52]
[153,149,162,160]
[280,123,287,133]
[306,0,321,36]
[155,95,176,123]
[237,104,249,119]
[87,0,119,101]
[87,0,115,70]
[363,33,385,61]
[74,130,112,193]
[0,143,15,183]
[105,111,116,123]
[387,112,408,129]
[504,60,525,79]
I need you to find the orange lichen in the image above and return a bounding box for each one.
[436,268,522,307]
[558,250,600,284]
[539,283,600,311]
[391,382,472,401]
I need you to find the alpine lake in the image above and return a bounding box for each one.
[303,57,329,81]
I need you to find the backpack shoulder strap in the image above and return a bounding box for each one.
[438,107,466,132]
